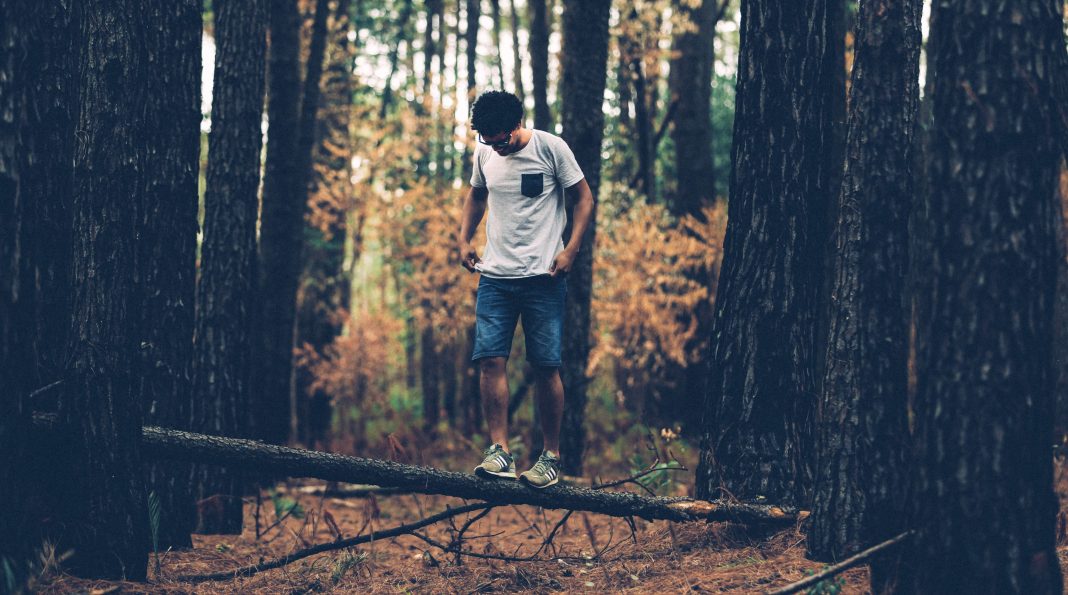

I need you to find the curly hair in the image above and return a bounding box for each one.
[470,90,523,137]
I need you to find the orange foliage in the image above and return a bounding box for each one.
[592,202,727,390]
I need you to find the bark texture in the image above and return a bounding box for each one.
[896,1,1065,592]
[258,0,304,444]
[528,0,552,131]
[58,0,151,577]
[139,0,201,549]
[694,0,838,507]
[806,0,921,578]
[558,0,610,476]
[193,0,268,535]
[115,423,799,525]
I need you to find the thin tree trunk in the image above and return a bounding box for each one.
[258,0,304,445]
[421,323,442,432]
[508,0,525,103]
[489,0,506,89]
[58,0,152,577]
[895,1,1065,592]
[624,11,655,202]
[558,0,611,477]
[193,0,267,535]
[528,0,552,131]
[805,0,920,586]
[694,0,839,507]
[669,0,717,215]
[380,0,415,118]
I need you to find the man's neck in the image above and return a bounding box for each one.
[502,128,532,155]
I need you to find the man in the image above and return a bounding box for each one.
[458,90,594,488]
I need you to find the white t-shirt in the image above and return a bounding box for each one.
[470,129,585,278]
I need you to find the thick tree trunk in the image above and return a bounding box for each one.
[558,0,611,477]
[668,0,716,216]
[3,2,76,576]
[694,0,838,507]
[528,0,552,131]
[805,0,920,582]
[194,0,268,535]
[58,0,152,577]
[139,0,201,550]
[895,1,1065,592]
[258,0,304,445]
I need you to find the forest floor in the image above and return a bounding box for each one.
[31,431,1068,594]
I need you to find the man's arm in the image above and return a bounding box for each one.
[459,185,489,272]
[550,178,594,277]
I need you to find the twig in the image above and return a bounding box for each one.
[178,502,495,583]
[766,531,913,595]
[28,379,64,400]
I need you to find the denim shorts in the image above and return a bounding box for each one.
[471,274,567,368]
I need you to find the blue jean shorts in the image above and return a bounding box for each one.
[471,274,567,368]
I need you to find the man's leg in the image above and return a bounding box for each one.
[480,356,511,451]
[533,367,564,454]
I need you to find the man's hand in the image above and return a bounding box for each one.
[549,249,576,277]
[459,241,482,273]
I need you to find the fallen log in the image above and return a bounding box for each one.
[140,427,800,524]
[32,416,802,525]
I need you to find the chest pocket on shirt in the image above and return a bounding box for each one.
[521,173,544,198]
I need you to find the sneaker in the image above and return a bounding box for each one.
[519,450,561,489]
[473,444,517,479]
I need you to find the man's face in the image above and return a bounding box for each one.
[478,126,518,156]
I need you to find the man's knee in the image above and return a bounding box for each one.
[479,356,508,376]
[532,365,560,383]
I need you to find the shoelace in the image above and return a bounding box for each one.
[531,454,557,476]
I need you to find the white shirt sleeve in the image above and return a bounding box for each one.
[470,145,488,188]
[551,136,585,189]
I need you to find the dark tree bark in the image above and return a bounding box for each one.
[508,0,525,102]
[258,0,304,445]
[139,0,201,550]
[193,0,268,535]
[558,0,610,477]
[694,0,839,507]
[461,0,483,434]
[77,423,798,526]
[2,2,76,576]
[894,1,1065,592]
[805,0,921,581]
[528,0,552,131]
[668,0,717,216]
[57,0,152,577]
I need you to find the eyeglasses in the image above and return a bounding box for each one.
[477,131,512,149]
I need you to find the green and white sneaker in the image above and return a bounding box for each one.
[519,450,561,489]
[474,444,517,479]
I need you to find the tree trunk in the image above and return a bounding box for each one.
[193,0,267,535]
[623,10,655,203]
[138,0,201,550]
[668,0,716,216]
[805,0,920,583]
[895,1,1065,592]
[420,323,441,432]
[694,0,838,507]
[508,0,525,103]
[42,421,799,525]
[489,0,506,89]
[3,2,76,577]
[528,0,552,131]
[558,0,611,477]
[57,0,152,577]
[258,0,304,445]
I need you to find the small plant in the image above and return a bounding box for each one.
[148,490,162,576]
[269,489,306,521]
[804,567,846,595]
[331,551,367,585]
